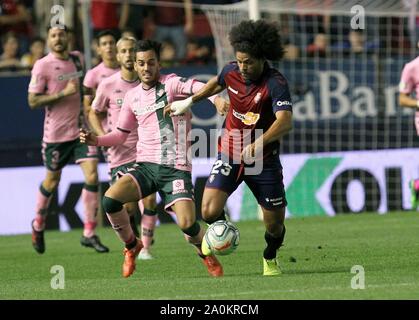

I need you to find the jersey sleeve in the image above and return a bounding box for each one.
[217,63,236,87]
[399,63,414,94]
[28,60,47,94]
[91,81,109,113]
[167,76,196,97]
[268,75,293,114]
[168,77,217,104]
[116,91,138,132]
[83,69,96,89]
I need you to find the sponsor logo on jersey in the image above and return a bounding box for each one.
[233,109,260,125]
[172,179,187,194]
[133,100,165,116]
[157,89,165,98]
[276,100,292,107]
[29,76,37,87]
[57,71,83,82]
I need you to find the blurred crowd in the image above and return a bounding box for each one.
[0,0,243,73]
[0,0,418,74]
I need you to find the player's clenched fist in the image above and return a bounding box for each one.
[80,128,98,146]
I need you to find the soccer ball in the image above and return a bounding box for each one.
[203,220,240,256]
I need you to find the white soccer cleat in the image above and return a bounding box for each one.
[138,248,153,260]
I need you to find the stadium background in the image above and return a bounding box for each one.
[1,0,419,235]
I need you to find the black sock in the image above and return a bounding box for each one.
[203,210,227,225]
[125,237,137,250]
[130,215,140,238]
[263,226,286,260]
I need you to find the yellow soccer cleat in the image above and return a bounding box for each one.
[263,258,281,276]
[201,238,212,256]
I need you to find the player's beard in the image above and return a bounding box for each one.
[141,71,158,87]
[124,61,134,71]
[53,42,68,53]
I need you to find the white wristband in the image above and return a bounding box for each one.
[171,96,193,115]
[416,100,419,108]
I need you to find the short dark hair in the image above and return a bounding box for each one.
[96,30,117,43]
[229,20,285,61]
[135,39,161,61]
[46,24,69,35]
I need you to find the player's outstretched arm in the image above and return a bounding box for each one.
[399,92,419,109]
[165,76,224,116]
[80,127,129,147]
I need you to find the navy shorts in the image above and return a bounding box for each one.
[205,153,287,210]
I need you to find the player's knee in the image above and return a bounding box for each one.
[142,194,157,210]
[102,196,123,214]
[265,221,285,238]
[201,201,215,218]
[85,171,98,185]
[124,202,138,216]
[178,216,196,231]
[44,176,60,190]
[181,221,200,237]
[201,202,221,224]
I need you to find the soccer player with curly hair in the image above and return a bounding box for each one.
[168,20,293,276]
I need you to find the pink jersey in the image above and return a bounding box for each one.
[399,56,419,135]
[116,74,215,172]
[83,61,119,91]
[28,51,84,143]
[92,71,140,169]
[84,62,119,132]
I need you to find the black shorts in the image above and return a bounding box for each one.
[205,153,287,210]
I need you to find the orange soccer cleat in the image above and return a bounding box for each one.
[202,254,224,277]
[122,239,143,278]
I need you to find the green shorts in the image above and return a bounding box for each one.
[126,162,194,211]
[41,138,99,171]
[110,161,136,184]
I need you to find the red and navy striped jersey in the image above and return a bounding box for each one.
[217,61,293,161]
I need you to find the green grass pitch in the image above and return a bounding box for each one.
[1,212,419,300]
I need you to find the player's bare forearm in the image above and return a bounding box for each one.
[83,98,93,124]
[191,76,224,104]
[260,110,293,146]
[28,92,66,109]
[88,109,107,136]
[83,87,94,116]
[29,80,77,109]
[399,93,419,109]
